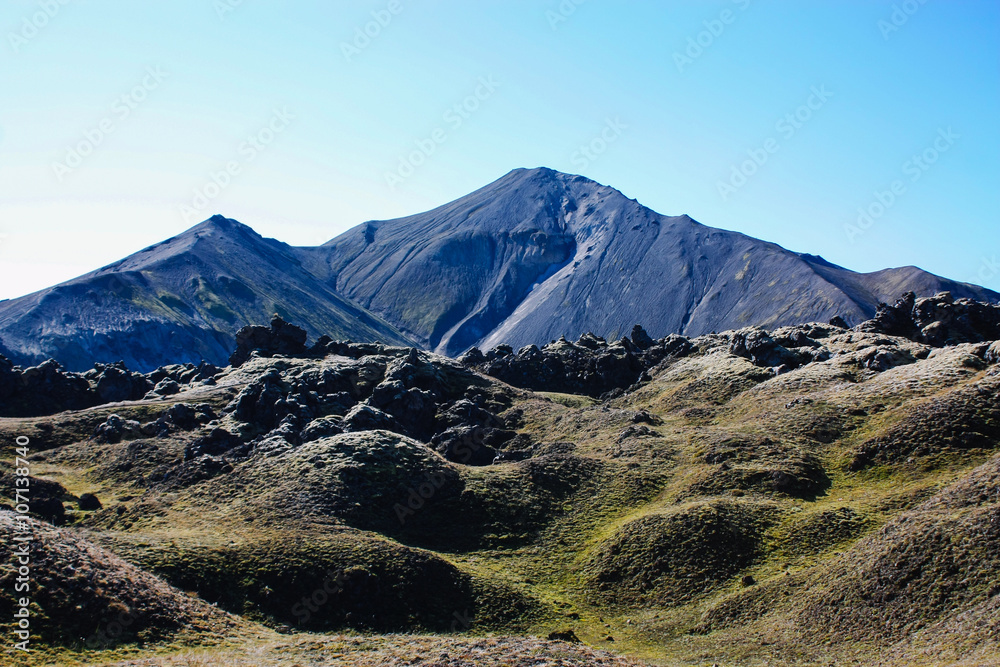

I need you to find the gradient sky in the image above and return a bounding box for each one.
[1,0,998,300]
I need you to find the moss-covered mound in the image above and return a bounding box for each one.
[690,433,830,500]
[93,530,538,634]
[850,376,1000,470]
[768,506,873,557]
[798,454,1000,644]
[582,499,780,606]
[0,512,236,648]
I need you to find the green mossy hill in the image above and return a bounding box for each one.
[3,312,999,666]
[0,512,239,648]
[87,530,537,634]
[581,499,781,607]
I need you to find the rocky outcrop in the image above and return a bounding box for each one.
[85,362,153,403]
[857,291,1000,345]
[0,354,222,418]
[460,326,692,398]
[229,315,310,367]
[207,344,526,468]
[0,356,96,417]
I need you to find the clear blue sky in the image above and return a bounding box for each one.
[1,0,998,300]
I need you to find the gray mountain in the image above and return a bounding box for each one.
[0,216,411,371]
[1,169,995,371]
[311,167,998,356]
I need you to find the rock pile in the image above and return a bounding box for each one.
[858,291,1000,345]
[229,314,309,366]
[0,355,221,418]
[460,326,691,398]
[203,345,527,470]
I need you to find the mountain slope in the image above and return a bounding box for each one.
[314,168,998,356]
[1,169,995,371]
[0,216,412,371]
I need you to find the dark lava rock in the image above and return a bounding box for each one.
[78,493,102,510]
[630,324,655,350]
[0,473,72,524]
[93,414,142,444]
[230,314,309,367]
[430,426,498,466]
[301,417,344,442]
[150,379,181,397]
[0,356,96,417]
[31,496,66,524]
[728,328,801,370]
[463,329,694,398]
[225,369,293,430]
[466,333,646,397]
[90,362,152,403]
[184,428,242,460]
[163,403,199,430]
[858,291,1000,346]
[341,404,400,433]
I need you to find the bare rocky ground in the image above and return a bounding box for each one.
[1,292,999,666]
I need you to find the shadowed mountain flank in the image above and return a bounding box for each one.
[0,216,411,371]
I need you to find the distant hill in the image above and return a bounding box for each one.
[0,216,411,371]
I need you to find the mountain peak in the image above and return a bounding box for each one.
[186,214,254,235]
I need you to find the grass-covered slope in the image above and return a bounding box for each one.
[1,310,998,666]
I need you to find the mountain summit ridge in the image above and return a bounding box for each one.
[0,168,995,369]
[315,167,998,355]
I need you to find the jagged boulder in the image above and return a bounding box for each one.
[728,328,802,370]
[184,428,242,460]
[630,325,655,350]
[93,414,143,444]
[229,314,309,367]
[88,362,152,403]
[146,361,220,386]
[986,340,1000,365]
[466,332,650,397]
